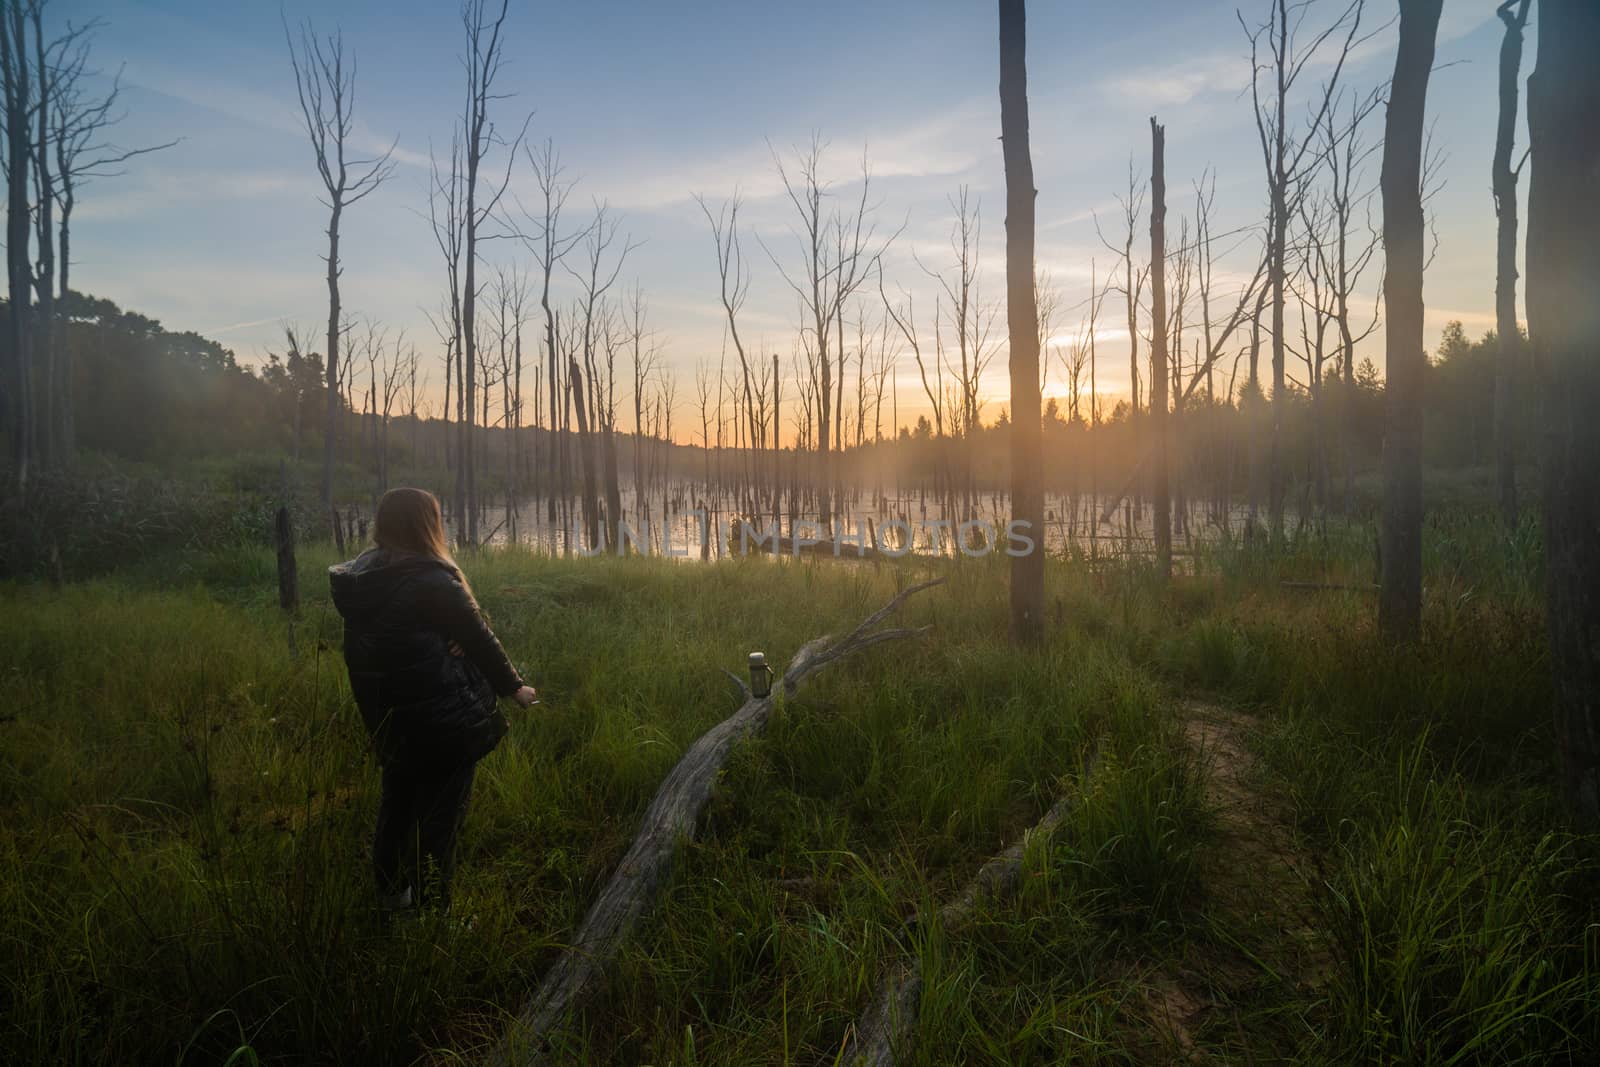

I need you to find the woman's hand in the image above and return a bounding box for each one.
[512,685,539,708]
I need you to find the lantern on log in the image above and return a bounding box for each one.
[748,652,774,698]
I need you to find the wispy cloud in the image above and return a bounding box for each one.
[74,167,316,223]
[1099,52,1253,108]
[127,60,426,171]
[605,98,993,213]
[206,315,285,337]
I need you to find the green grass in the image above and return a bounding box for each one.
[1,519,1596,1064]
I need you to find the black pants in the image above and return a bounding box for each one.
[373,758,477,910]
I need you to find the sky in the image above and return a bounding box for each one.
[65,0,1525,442]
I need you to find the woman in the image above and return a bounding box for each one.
[330,487,538,915]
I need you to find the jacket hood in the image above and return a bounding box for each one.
[329,548,453,622]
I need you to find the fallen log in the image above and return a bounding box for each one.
[486,577,946,1066]
[839,742,1104,1067]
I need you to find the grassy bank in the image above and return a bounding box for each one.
[1,528,1594,1064]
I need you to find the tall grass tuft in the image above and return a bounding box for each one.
[1318,744,1598,1064]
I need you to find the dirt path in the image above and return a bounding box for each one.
[1138,700,1325,1062]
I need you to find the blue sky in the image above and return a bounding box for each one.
[67,0,1520,435]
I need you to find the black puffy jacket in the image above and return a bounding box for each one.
[329,548,523,774]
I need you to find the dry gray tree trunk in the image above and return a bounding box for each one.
[485,578,945,1065]
[285,19,396,524]
[1000,0,1044,643]
[840,743,1102,1066]
[1527,0,1600,823]
[1148,118,1171,580]
[1492,0,1532,531]
[1377,0,1443,643]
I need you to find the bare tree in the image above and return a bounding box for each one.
[1181,174,1268,410]
[922,187,999,441]
[1313,88,1384,515]
[1240,0,1366,541]
[285,16,396,523]
[403,339,424,470]
[695,192,765,516]
[491,263,530,540]
[565,204,635,550]
[377,329,408,494]
[921,187,999,521]
[1149,117,1172,579]
[520,139,589,526]
[1377,0,1443,643]
[626,284,660,539]
[764,138,892,527]
[0,4,106,477]
[1095,160,1147,422]
[694,357,713,491]
[1291,190,1337,519]
[2,2,36,488]
[48,44,177,460]
[1000,0,1043,643]
[427,132,466,520]
[881,270,944,440]
[24,10,130,468]
[1493,0,1533,530]
[456,0,526,546]
[28,3,65,470]
[1527,0,1600,821]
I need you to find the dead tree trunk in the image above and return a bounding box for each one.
[2,4,34,490]
[1149,117,1171,579]
[1528,0,1600,822]
[568,357,601,551]
[1492,0,1532,531]
[285,20,396,529]
[485,579,943,1065]
[1376,0,1442,644]
[1000,0,1044,643]
[31,4,56,470]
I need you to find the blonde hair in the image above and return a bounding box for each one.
[373,488,467,589]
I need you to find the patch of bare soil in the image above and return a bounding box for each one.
[1136,700,1326,1063]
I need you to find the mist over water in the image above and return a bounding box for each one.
[455,482,1260,562]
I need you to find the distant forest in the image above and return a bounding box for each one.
[0,290,1529,509]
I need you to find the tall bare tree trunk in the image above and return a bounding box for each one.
[57,187,74,461]
[1246,283,1266,525]
[1149,117,1171,579]
[570,358,600,550]
[772,352,781,520]
[287,22,395,527]
[1377,0,1442,643]
[603,420,622,548]
[999,0,1043,644]
[31,6,55,470]
[323,202,342,517]
[1528,0,1600,822]
[457,0,517,548]
[1,3,32,489]
[546,326,558,523]
[1268,141,1288,542]
[1493,0,1531,531]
